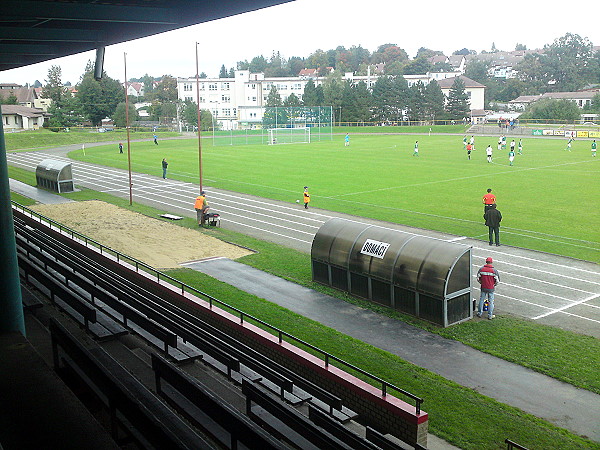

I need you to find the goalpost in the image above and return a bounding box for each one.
[268,127,311,145]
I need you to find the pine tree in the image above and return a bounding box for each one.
[445,77,470,120]
[423,80,446,121]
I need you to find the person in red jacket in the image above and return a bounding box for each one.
[477,257,500,319]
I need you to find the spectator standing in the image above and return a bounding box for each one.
[161,158,168,179]
[194,191,209,226]
[484,204,502,246]
[119,142,123,154]
[477,257,499,320]
[303,186,310,209]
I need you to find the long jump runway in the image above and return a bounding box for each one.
[8,150,600,338]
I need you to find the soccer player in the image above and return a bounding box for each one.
[518,139,523,155]
[154,134,158,145]
[470,135,475,146]
[412,141,419,156]
[497,136,502,152]
[466,143,473,159]
[565,137,574,151]
[486,145,493,163]
[344,133,350,147]
[463,135,467,150]
[510,139,515,153]
[592,140,597,157]
[508,148,515,166]
[501,135,506,150]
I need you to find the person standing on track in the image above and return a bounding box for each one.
[477,257,500,320]
[303,186,310,209]
[161,158,168,179]
[194,191,209,226]
[484,204,502,247]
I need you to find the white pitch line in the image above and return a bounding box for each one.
[532,293,600,320]
[447,236,468,242]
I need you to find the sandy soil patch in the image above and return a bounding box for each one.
[30,200,253,269]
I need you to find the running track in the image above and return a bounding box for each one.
[8,149,600,338]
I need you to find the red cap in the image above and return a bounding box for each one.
[486,257,493,264]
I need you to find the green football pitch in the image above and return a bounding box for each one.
[69,133,600,263]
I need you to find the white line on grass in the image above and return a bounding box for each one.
[221,218,313,244]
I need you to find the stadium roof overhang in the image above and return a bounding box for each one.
[0,0,294,73]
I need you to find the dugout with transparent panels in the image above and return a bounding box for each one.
[312,218,473,327]
[35,159,74,193]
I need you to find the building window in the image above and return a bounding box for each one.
[223,108,231,116]
[184,83,193,91]
[252,97,256,102]
[209,84,217,91]
[199,83,205,90]
[221,95,230,102]
[185,96,193,102]
[222,82,230,90]
[251,84,256,89]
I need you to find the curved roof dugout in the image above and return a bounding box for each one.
[312,218,471,299]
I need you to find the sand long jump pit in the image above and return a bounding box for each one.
[30,200,253,269]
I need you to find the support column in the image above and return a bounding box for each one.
[0,105,25,335]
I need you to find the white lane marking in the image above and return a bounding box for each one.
[532,293,600,320]
[222,218,313,244]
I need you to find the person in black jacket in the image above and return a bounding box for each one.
[484,204,502,246]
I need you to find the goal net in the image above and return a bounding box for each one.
[268,127,310,145]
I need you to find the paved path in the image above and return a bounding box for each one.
[184,258,600,442]
[8,149,600,339]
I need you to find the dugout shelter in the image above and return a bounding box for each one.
[35,159,74,194]
[311,218,473,327]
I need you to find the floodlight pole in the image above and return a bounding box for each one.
[124,52,133,206]
[195,42,203,193]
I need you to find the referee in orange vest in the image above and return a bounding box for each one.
[482,188,496,213]
[303,186,310,209]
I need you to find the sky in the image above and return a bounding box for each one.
[1,0,599,85]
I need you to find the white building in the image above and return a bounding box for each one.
[177,70,486,128]
[1,105,47,130]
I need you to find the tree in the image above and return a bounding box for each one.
[445,77,470,119]
[287,56,305,77]
[322,72,344,110]
[543,33,595,91]
[181,100,213,130]
[140,74,156,98]
[515,43,527,51]
[0,93,18,105]
[415,47,443,59]
[371,75,408,122]
[407,81,426,121]
[423,80,447,121]
[249,55,268,73]
[266,85,282,106]
[403,57,432,75]
[228,67,235,78]
[47,94,83,130]
[153,75,177,103]
[302,79,323,106]
[76,64,123,126]
[219,64,228,78]
[33,80,42,88]
[112,102,139,128]
[520,98,581,123]
[283,93,301,107]
[42,65,67,104]
[453,48,474,55]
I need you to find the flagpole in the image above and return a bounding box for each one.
[124,52,133,206]
[195,42,203,193]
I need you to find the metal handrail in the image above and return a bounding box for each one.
[505,438,529,450]
[11,201,423,414]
